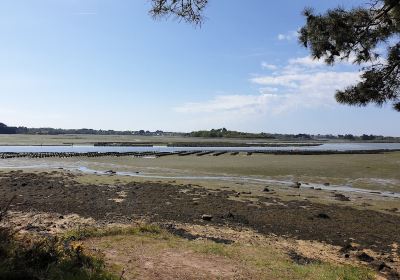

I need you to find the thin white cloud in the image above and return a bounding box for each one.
[174,93,298,124]
[277,34,286,40]
[251,71,358,90]
[259,87,279,94]
[261,62,278,70]
[174,94,270,114]
[277,30,298,41]
[288,56,325,68]
[174,55,361,125]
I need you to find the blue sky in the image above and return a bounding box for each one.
[1,0,399,135]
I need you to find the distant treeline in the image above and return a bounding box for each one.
[188,128,275,139]
[0,123,19,134]
[0,123,399,141]
[0,123,170,136]
[188,128,400,142]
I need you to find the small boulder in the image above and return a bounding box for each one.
[334,193,351,201]
[201,214,213,221]
[357,252,374,263]
[340,243,357,253]
[317,213,330,219]
[263,187,270,192]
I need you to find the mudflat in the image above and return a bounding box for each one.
[1,170,399,254]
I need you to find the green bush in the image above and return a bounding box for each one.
[0,227,117,280]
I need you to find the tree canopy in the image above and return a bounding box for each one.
[149,0,400,112]
[299,0,400,111]
[149,0,208,25]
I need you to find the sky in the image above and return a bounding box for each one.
[1,0,399,136]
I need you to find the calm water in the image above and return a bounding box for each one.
[0,143,400,153]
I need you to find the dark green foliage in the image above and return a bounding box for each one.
[0,122,167,136]
[342,134,356,140]
[0,123,17,134]
[149,0,208,25]
[0,228,117,280]
[0,207,159,280]
[189,128,275,138]
[299,0,400,111]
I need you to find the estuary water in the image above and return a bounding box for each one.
[0,142,400,153]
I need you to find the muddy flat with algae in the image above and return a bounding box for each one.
[0,169,399,279]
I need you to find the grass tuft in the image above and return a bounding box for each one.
[63,224,162,241]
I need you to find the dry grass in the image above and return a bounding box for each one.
[74,225,376,280]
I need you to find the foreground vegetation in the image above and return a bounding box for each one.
[0,216,377,280]
[0,211,117,280]
[66,225,376,280]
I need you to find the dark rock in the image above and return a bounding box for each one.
[201,214,213,221]
[323,182,330,186]
[317,213,330,219]
[263,187,270,192]
[340,243,357,253]
[357,252,374,263]
[334,193,351,201]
